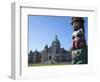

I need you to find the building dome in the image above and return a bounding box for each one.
[52,35,61,48]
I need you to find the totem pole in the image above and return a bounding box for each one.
[71,17,88,64]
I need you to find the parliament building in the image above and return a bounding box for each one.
[28,35,71,64]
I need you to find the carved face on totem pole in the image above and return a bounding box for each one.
[71,17,87,50]
[71,17,84,31]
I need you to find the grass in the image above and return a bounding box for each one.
[28,63,71,67]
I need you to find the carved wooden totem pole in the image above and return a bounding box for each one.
[71,17,88,64]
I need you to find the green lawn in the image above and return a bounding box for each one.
[28,63,71,67]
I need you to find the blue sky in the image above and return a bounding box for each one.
[28,15,88,52]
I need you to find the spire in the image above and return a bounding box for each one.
[55,35,57,40]
[54,35,58,41]
[45,44,48,49]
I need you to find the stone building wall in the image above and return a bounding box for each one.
[28,36,71,64]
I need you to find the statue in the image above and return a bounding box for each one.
[71,17,88,64]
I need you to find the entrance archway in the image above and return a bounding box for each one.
[49,56,51,60]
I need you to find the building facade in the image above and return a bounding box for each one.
[28,35,71,64]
